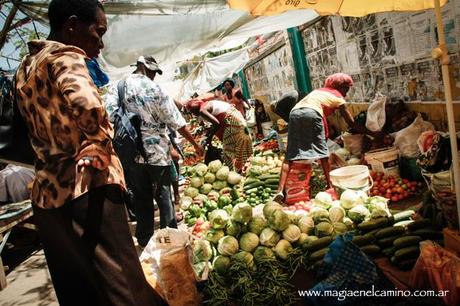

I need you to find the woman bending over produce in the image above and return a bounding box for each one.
[185,99,253,173]
[274,73,378,203]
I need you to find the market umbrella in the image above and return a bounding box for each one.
[228,0,460,227]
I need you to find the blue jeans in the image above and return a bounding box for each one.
[130,164,177,247]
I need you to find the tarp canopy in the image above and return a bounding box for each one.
[17,0,318,97]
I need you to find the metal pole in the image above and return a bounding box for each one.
[433,0,460,228]
[287,27,312,96]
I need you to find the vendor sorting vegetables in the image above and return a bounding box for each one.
[185,98,253,173]
[273,73,379,203]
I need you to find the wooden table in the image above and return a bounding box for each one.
[0,201,34,290]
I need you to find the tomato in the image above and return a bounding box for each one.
[379,187,386,194]
[410,186,416,192]
[402,179,409,184]
[391,195,399,202]
[196,218,204,225]
[402,184,408,190]
[385,193,392,199]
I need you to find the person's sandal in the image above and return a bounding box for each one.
[273,192,284,204]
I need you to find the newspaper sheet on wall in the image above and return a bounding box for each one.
[244,34,297,103]
[301,0,460,102]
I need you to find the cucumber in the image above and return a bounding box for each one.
[397,258,417,271]
[244,177,259,186]
[305,236,333,253]
[377,235,401,248]
[393,220,415,228]
[393,236,422,250]
[360,245,381,257]
[382,246,396,257]
[265,185,279,190]
[245,188,259,194]
[411,228,443,240]
[352,235,375,247]
[392,210,415,223]
[243,181,265,191]
[264,179,280,185]
[375,226,406,239]
[407,219,432,231]
[269,168,281,174]
[358,217,389,232]
[365,228,382,238]
[310,248,329,262]
[259,174,280,181]
[394,246,420,262]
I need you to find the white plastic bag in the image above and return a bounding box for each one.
[140,228,202,306]
[393,113,434,158]
[366,93,387,132]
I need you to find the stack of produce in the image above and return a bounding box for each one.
[182,160,243,233]
[369,171,424,202]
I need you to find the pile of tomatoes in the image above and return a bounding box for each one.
[370,171,424,202]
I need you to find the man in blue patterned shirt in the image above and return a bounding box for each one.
[105,56,203,247]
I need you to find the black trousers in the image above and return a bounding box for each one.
[33,185,166,306]
[129,164,177,247]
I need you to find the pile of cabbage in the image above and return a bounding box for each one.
[311,189,392,231]
[182,160,244,226]
[193,201,316,274]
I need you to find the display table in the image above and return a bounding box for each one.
[0,200,34,290]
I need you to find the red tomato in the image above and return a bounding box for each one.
[391,195,399,202]
[196,218,204,226]
[402,179,409,184]
[385,193,392,199]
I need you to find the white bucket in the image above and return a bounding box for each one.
[261,121,273,138]
[365,146,400,176]
[330,165,371,191]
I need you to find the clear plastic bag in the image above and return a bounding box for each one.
[366,93,387,132]
[409,241,460,306]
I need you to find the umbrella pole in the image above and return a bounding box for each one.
[433,0,460,228]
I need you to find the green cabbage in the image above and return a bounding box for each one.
[370,207,390,219]
[239,232,259,252]
[208,160,223,173]
[282,224,301,243]
[309,207,330,224]
[253,246,275,262]
[204,172,216,184]
[259,228,280,247]
[248,217,267,235]
[212,255,231,274]
[206,229,225,245]
[297,216,315,234]
[216,166,230,181]
[192,240,213,263]
[232,203,253,224]
[347,205,371,223]
[217,236,239,256]
[329,206,346,223]
[225,220,242,237]
[190,176,204,188]
[340,189,361,210]
[268,209,290,231]
[315,222,334,237]
[209,209,230,229]
[227,171,242,185]
[185,187,199,198]
[231,251,254,269]
[200,183,213,195]
[263,202,283,219]
[212,180,228,191]
[194,163,208,177]
[218,195,232,208]
[274,239,293,260]
[332,222,348,236]
[180,196,193,210]
[313,192,334,209]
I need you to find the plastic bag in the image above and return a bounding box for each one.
[140,228,202,306]
[284,162,311,205]
[343,133,364,156]
[409,241,460,306]
[366,93,387,132]
[393,113,434,158]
